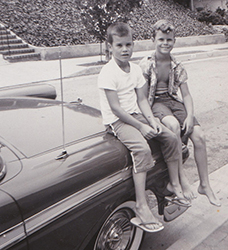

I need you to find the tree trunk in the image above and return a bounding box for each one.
[99,42,103,62]
[190,0,194,10]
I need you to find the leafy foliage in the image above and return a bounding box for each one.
[172,0,190,8]
[0,0,217,47]
[80,0,143,43]
[131,1,216,39]
[196,7,228,25]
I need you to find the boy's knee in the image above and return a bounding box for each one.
[194,131,206,146]
[192,127,206,146]
[168,122,180,135]
[172,123,181,136]
[162,116,180,135]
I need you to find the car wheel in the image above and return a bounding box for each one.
[94,201,143,250]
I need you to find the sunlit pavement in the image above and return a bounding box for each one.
[140,164,228,250]
[1,42,228,88]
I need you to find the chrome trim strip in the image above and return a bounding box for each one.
[0,163,7,181]
[25,169,132,236]
[0,222,25,250]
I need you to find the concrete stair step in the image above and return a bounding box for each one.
[0,30,10,35]
[0,34,16,40]
[4,52,41,62]
[1,48,35,56]
[0,24,41,63]
[0,39,23,45]
[0,43,28,51]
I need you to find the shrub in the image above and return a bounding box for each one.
[0,0,216,47]
[196,8,227,25]
[216,7,226,17]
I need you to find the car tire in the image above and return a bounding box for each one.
[94,201,143,250]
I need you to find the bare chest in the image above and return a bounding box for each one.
[156,61,170,83]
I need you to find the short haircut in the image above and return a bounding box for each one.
[107,22,133,44]
[152,19,175,39]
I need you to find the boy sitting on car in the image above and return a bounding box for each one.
[98,22,191,233]
[139,19,220,206]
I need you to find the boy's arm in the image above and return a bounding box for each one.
[180,82,194,135]
[136,85,161,134]
[142,81,149,97]
[104,89,158,140]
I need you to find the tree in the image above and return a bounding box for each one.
[80,0,142,61]
[172,0,194,10]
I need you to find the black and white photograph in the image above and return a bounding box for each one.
[0,1,228,249]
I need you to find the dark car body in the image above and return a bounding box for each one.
[0,93,189,250]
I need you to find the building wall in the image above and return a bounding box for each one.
[194,0,227,11]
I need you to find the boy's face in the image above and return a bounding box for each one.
[153,30,175,55]
[108,34,134,65]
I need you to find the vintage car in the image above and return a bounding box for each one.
[0,84,189,250]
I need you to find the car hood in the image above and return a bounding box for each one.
[0,97,103,157]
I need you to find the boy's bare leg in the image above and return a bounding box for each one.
[190,126,221,206]
[162,116,194,200]
[177,136,195,200]
[166,159,189,203]
[132,171,162,229]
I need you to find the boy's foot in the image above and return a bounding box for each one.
[198,185,221,207]
[130,217,164,233]
[182,184,195,200]
[165,196,191,207]
[133,205,163,232]
[180,175,196,200]
[166,182,190,206]
[179,168,196,200]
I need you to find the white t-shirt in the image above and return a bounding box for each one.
[98,58,146,125]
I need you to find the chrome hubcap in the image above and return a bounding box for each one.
[95,209,135,250]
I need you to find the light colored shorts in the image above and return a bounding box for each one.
[107,113,179,173]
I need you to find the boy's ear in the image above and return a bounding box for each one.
[107,42,112,51]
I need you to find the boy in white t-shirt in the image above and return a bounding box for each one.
[98,22,190,233]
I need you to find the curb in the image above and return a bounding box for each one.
[35,34,226,61]
[69,46,228,78]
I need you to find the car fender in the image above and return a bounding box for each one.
[0,83,56,99]
[0,189,27,250]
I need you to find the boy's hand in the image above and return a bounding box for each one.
[139,123,159,140]
[183,115,194,135]
[148,117,162,135]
